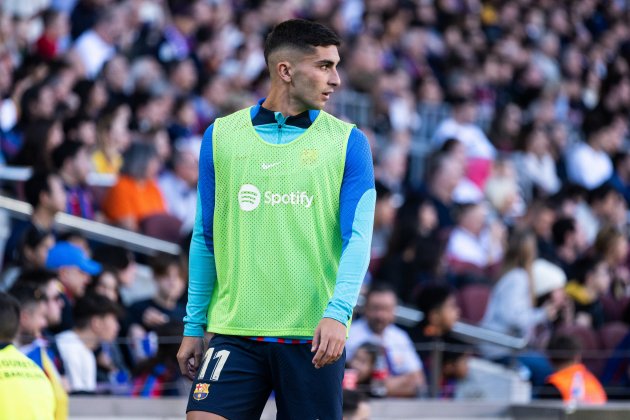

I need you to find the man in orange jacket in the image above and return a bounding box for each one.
[540,334,606,404]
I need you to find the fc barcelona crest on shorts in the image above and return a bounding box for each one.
[193,383,211,400]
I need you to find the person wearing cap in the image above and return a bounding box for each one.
[46,241,102,333]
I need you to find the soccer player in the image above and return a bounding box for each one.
[177,19,375,420]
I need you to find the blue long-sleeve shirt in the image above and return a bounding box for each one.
[184,101,375,338]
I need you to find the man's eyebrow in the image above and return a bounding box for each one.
[314,59,338,66]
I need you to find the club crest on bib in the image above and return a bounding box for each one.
[193,382,211,400]
[301,149,319,165]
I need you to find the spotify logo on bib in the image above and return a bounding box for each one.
[238,184,261,211]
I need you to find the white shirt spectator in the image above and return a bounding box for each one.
[480,268,547,359]
[55,330,96,392]
[565,142,612,190]
[347,318,423,376]
[73,30,115,79]
[446,226,503,269]
[516,152,561,195]
[432,118,497,160]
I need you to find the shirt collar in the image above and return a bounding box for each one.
[251,98,318,128]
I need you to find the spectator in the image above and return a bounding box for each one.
[347,342,379,395]
[438,336,473,399]
[46,241,102,333]
[55,293,121,393]
[10,118,64,169]
[422,152,465,229]
[92,103,132,174]
[102,142,168,231]
[565,110,616,190]
[540,334,607,404]
[370,180,396,268]
[514,124,561,198]
[3,170,65,268]
[551,217,586,276]
[431,96,496,188]
[35,8,70,61]
[0,292,55,420]
[64,113,97,146]
[480,231,561,386]
[593,225,630,301]
[445,202,505,284]
[576,183,626,246]
[128,254,186,333]
[347,284,425,397]
[412,283,460,358]
[52,140,96,219]
[91,245,137,302]
[158,139,199,234]
[565,256,611,330]
[71,6,126,78]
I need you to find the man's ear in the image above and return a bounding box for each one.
[277,62,292,83]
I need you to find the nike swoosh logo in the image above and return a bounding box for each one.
[261,162,281,170]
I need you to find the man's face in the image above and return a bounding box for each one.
[20,302,47,339]
[43,281,64,326]
[46,175,67,213]
[364,291,397,335]
[61,266,90,298]
[285,45,341,112]
[93,313,119,343]
[71,147,92,183]
[434,295,460,332]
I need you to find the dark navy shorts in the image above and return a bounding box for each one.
[186,335,345,420]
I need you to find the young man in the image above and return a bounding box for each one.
[0,292,55,419]
[346,284,425,398]
[55,293,121,393]
[177,19,375,419]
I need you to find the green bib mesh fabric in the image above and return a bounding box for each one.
[208,107,353,337]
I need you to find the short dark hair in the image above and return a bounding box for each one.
[8,281,45,307]
[552,217,576,247]
[416,283,454,317]
[0,292,21,341]
[16,268,58,288]
[149,253,181,278]
[573,256,604,285]
[73,293,123,329]
[263,19,340,65]
[365,282,397,302]
[24,171,55,208]
[52,140,84,171]
[547,334,581,366]
[587,183,617,205]
[92,245,134,271]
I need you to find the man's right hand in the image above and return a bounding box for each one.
[177,336,206,380]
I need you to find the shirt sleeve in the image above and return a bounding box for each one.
[183,124,218,337]
[322,127,375,325]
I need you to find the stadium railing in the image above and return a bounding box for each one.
[0,194,180,256]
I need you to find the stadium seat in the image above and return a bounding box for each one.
[599,322,629,351]
[456,284,491,324]
[139,214,182,243]
[601,294,630,323]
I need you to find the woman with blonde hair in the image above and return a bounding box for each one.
[480,230,563,387]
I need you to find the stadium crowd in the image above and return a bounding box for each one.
[1,0,630,410]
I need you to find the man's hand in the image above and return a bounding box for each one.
[177,336,206,380]
[311,318,346,369]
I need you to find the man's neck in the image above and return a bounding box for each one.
[262,90,308,117]
[31,207,56,230]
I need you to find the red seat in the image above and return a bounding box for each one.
[456,284,491,324]
[139,213,183,243]
[601,294,630,323]
[599,322,629,351]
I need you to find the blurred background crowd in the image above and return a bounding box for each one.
[1,0,630,409]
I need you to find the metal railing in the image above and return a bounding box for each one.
[0,165,116,187]
[0,195,180,256]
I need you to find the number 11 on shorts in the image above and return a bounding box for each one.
[198,348,231,381]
